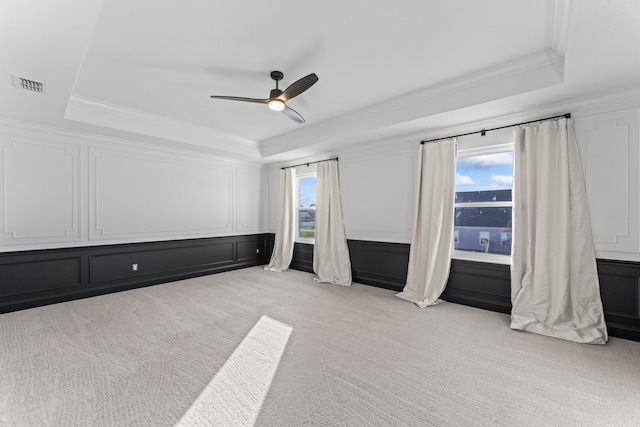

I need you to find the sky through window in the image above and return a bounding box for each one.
[299,177,316,207]
[455,152,513,193]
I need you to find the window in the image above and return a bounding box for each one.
[454,150,513,261]
[296,174,317,242]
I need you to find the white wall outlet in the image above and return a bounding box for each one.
[132,263,138,271]
[256,248,260,253]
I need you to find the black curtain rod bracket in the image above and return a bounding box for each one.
[421,113,571,144]
[281,157,339,170]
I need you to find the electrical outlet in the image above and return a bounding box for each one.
[132,263,138,271]
[256,248,260,253]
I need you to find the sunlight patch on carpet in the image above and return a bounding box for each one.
[175,315,292,427]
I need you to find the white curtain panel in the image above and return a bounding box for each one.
[511,118,608,344]
[265,168,296,272]
[397,139,456,308]
[313,160,352,286]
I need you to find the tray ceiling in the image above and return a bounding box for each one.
[2,0,640,162]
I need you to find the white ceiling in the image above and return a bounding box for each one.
[2,0,640,163]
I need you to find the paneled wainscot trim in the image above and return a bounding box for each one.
[0,234,271,313]
[289,239,640,342]
[2,236,638,342]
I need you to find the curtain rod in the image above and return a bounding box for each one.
[281,157,339,170]
[420,113,571,144]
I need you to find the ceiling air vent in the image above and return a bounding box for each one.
[13,75,46,94]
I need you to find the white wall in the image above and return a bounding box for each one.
[339,140,415,243]
[0,120,268,253]
[267,138,416,244]
[267,144,415,244]
[3,92,638,262]
[268,92,640,263]
[574,98,640,262]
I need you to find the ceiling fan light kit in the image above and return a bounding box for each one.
[268,99,285,111]
[210,70,318,123]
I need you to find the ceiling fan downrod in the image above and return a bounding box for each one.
[270,70,284,89]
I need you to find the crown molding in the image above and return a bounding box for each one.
[549,0,575,55]
[64,95,261,159]
[354,87,640,150]
[259,49,565,158]
[0,117,268,165]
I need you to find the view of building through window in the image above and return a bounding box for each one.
[298,176,316,239]
[454,151,513,256]
[293,153,511,249]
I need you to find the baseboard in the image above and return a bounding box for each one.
[0,234,271,313]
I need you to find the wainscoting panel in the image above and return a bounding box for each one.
[89,243,236,284]
[267,168,279,232]
[288,240,640,341]
[576,108,640,256]
[290,242,314,273]
[89,148,234,240]
[290,240,407,289]
[237,237,268,263]
[0,256,82,298]
[237,168,266,233]
[0,234,269,313]
[442,260,511,314]
[597,259,640,341]
[348,240,409,291]
[4,235,639,341]
[0,138,80,245]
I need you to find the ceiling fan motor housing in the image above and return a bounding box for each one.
[270,70,284,81]
[270,88,283,98]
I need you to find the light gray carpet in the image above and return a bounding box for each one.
[1,266,639,426]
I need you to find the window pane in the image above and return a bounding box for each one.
[455,189,511,203]
[299,177,316,208]
[454,206,512,255]
[298,176,316,240]
[454,151,513,257]
[456,152,513,193]
[299,209,315,238]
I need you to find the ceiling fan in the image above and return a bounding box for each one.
[210,71,318,124]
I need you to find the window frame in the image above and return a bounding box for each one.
[295,170,317,244]
[452,142,513,265]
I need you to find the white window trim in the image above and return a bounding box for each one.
[295,170,316,244]
[452,250,512,265]
[455,201,512,208]
[452,143,514,265]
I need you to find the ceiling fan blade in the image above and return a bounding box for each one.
[209,95,268,104]
[282,105,305,124]
[280,73,318,102]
